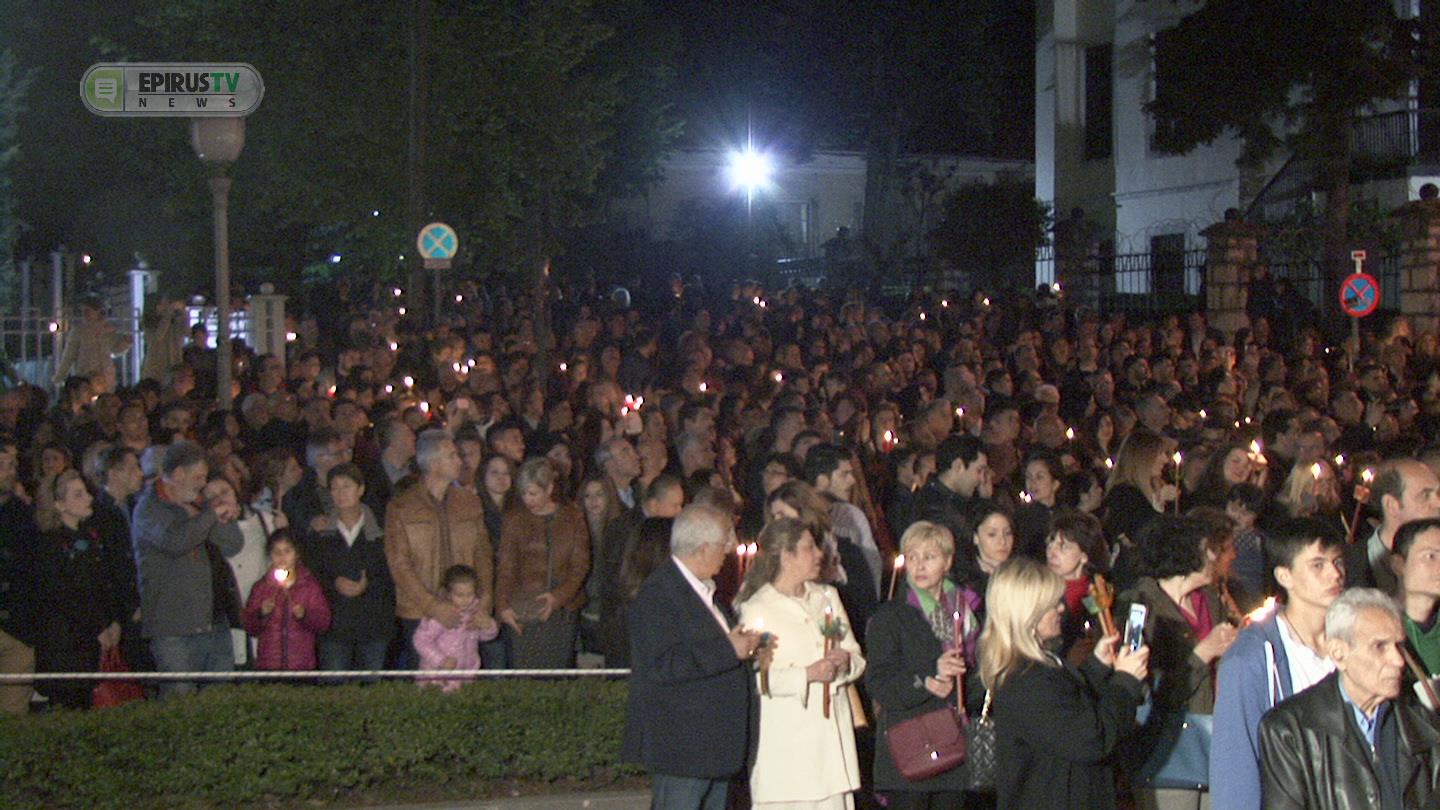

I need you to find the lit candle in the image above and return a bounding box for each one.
[955,406,964,419]
[1065,427,1075,441]
[403,375,414,389]
[1363,468,1375,484]
[1310,462,1323,480]
[1334,453,1346,468]
[327,385,336,398]
[1246,596,1277,627]
[698,381,708,394]
[773,370,784,384]
[559,362,568,372]
[888,554,905,600]
[1198,408,1208,420]
[1019,491,1033,504]
[941,299,950,308]
[919,312,927,321]
[273,568,288,586]
[882,430,896,452]
[1105,457,1114,469]
[982,297,991,307]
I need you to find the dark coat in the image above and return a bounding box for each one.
[0,495,38,646]
[992,655,1144,810]
[1260,672,1440,810]
[33,523,132,706]
[864,598,979,793]
[621,558,756,779]
[914,479,987,547]
[307,507,395,644]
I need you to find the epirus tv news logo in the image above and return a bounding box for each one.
[82,63,264,117]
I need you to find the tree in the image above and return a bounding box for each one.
[0,49,34,311]
[928,180,1052,290]
[1147,0,1427,321]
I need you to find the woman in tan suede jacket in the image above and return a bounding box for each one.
[496,457,591,668]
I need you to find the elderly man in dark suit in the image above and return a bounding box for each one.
[1261,588,1440,810]
[622,504,761,810]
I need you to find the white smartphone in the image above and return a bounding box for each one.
[1123,604,1148,653]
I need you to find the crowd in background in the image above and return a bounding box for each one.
[3,274,1440,808]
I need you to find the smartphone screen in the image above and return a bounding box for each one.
[1123,604,1148,652]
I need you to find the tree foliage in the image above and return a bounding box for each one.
[0,49,34,310]
[2,0,679,298]
[928,180,1052,290]
[1146,0,1430,314]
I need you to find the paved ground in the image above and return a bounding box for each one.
[356,791,650,810]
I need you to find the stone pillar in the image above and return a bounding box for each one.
[1200,217,1264,343]
[1390,197,1440,336]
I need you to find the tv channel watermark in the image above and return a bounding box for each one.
[82,63,263,117]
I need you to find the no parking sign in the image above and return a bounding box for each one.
[1340,250,1379,318]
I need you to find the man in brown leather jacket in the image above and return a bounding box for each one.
[384,429,497,667]
[1260,588,1440,810]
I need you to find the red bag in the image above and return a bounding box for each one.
[92,647,145,709]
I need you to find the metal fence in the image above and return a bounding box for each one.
[0,310,144,393]
[1032,245,1208,316]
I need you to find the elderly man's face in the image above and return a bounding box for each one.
[1330,608,1407,707]
[1391,463,1440,526]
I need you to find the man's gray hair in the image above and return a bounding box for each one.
[415,429,453,473]
[1325,588,1403,645]
[161,441,206,476]
[670,504,732,558]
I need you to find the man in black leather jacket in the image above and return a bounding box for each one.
[1260,588,1440,810]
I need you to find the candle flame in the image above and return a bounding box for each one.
[559,362,568,372]
[402,375,414,389]
[273,568,287,584]
[747,542,758,557]
[1310,462,1323,479]
[1199,408,1208,419]
[893,554,905,570]
[699,382,708,393]
[1335,454,1346,467]
[1019,491,1033,504]
[1105,457,1114,469]
[1172,451,1183,465]
[1065,427,1075,441]
[1247,596,1277,624]
[1363,468,1375,483]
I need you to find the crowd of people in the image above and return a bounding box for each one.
[3,275,1440,808]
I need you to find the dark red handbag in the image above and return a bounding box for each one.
[92,647,145,709]
[886,706,967,781]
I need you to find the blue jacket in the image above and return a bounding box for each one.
[1210,612,1295,810]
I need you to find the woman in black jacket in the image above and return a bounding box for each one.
[32,470,130,709]
[865,521,979,809]
[309,464,394,681]
[980,558,1149,810]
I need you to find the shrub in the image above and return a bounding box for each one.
[0,679,636,809]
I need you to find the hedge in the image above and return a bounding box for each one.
[0,679,639,809]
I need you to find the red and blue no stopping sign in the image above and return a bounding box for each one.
[1339,272,1380,318]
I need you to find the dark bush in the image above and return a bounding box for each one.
[0,679,636,809]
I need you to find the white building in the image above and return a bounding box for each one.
[1036,0,1440,295]
[611,147,1032,260]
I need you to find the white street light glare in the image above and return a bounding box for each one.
[727,148,774,196]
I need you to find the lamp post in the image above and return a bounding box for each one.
[191,117,245,411]
[727,145,773,271]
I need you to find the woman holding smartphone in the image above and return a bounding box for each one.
[981,558,1149,810]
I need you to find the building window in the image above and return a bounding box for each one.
[1084,44,1113,160]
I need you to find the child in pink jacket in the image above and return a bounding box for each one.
[242,529,332,671]
[414,565,498,692]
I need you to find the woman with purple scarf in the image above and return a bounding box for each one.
[864,521,983,809]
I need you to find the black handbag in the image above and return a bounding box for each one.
[886,703,966,781]
[965,690,997,792]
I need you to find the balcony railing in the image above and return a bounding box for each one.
[1352,108,1440,172]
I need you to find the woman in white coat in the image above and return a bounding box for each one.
[737,517,867,809]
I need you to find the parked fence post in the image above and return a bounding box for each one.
[1200,213,1263,343]
[1390,187,1440,336]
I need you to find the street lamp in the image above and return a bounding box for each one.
[726,147,774,213]
[191,117,245,410]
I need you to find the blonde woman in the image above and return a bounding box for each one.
[981,558,1149,810]
[737,518,865,809]
[864,521,978,809]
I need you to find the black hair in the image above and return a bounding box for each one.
[1225,482,1267,515]
[1136,516,1209,579]
[266,527,296,555]
[1056,470,1099,510]
[1393,518,1440,560]
[1264,517,1343,575]
[935,435,984,474]
[441,564,479,592]
[803,443,849,487]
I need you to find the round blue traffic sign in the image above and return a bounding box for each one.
[416,222,458,260]
[1339,272,1380,318]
